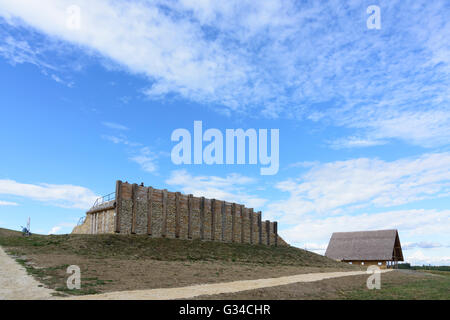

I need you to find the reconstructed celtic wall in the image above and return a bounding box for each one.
[73,180,287,246]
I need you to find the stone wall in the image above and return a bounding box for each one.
[72,180,288,246]
[115,181,287,246]
[72,200,115,235]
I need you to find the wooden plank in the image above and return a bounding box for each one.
[249,208,254,244]
[221,201,226,241]
[200,197,205,240]
[231,203,236,242]
[257,211,262,245]
[211,199,216,241]
[162,189,168,237]
[147,187,153,235]
[131,183,138,234]
[175,192,181,238]
[274,221,278,247]
[266,220,270,245]
[187,194,192,239]
[114,180,122,233]
[240,205,245,243]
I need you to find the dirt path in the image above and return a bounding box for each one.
[70,269,392,300]
[0,246,54,300]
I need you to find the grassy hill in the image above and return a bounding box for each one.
[0,227,22,237]
[0,227,357,296]
[0,228,348,267]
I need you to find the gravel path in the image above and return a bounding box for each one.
[0,246,54,300]
[71,269,392,300]
[0,245,392,300]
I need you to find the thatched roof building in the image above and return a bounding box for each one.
[325,229,404,268]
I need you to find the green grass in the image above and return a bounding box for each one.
[0,228,353,268]
[10,254,112,296]
[343,272,450,300]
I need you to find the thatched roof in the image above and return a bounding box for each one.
[325,229,404,261]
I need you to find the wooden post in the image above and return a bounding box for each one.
[200,197,205,240]
[257,211,262,245]
[231,203,236,242]
[147,187,153,235]
[221,201,226,242]
[274,221,278,247]
[115,180,122,233]
[211,199,216,241]
[240,205,245,243]
[162,189,168,237]
[187,194,192,239]
[249,208,254,244]
[175,192,181,238]
[266,220,270,245]
[131,183,138,234]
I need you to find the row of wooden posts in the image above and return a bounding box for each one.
[113,181,278,245]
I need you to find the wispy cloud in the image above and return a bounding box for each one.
[403,242,447,250]
[1,1,449,147]
[166,170,267,209]
[102,121,129,131]
[0,179,98,209]
[280,209,450,251]
[268,152,450,222]
[0,200,19,206]
[101,134,141,147]
[102,133,159,173]
[328,136,387,149]
[406,250,450,266]
[48,222,76,234]
[129,147,158,173]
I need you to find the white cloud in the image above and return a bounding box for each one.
[406,250,450,266]
[329,136,387,149]
[102,121,128,131]
[102,135,158,173]
[0,179,98,209]
[403,242,447,250]
[280,209,450,265]
[280,209,450,245]
[0,35,54,69]
[0,200,19,206]
[268,152,450,222]
[1,1,449,147]
[166,170,267,209]
[129,147,158,174]
[48,222,76,234]
[101,134,141,147]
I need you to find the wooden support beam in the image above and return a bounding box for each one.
[257,211,262,245]
[175,192,181,238]
[249,208,254,244]
[200,197,205,240]
[265,220,270,245]
[161,189,168,237]
[147,187,153,235]
[131,183,138,234]
[187,194,193,239]
[211,199,216,241]
[221,201,226,241]
[240,205,245,243]
[274,221,278,247]
[231,203,236,242]
[114,180,122,233]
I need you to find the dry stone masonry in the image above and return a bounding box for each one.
[72,180,287,246]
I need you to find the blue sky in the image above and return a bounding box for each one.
[0,0,449,265]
